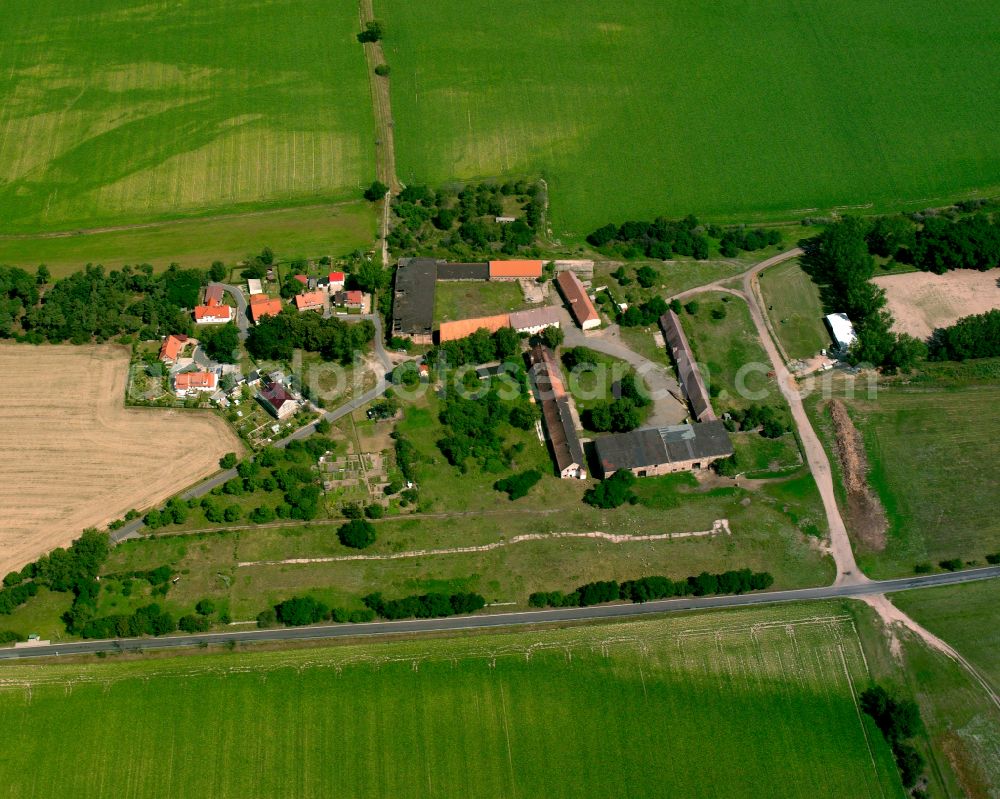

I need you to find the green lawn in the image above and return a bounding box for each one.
[0,605,902,799]
[0,0,375,233]
[378,0,1000,235]
[433,280,529,324]
[559,346,650,432]
[0,203,378,277]
[890,580,1000,692]
[759,260,830,360]
[680,292,785,415]
[820,384,1000,577]
[731,431,803,478]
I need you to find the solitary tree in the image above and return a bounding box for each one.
[364,180,389,201]
[338,519,377,549]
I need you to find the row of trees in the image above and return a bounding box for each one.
[928,309,1000,361]
[259,596,377,628]
[362,590,486,620]
[78,603,176,639]
[587,215,711,260]
[800,219,926,372]
[246,309,374,363]
[859,685,927,790]
[529,568,775,608]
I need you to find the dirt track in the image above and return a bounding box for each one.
[0,344,239,575]
[874,268,1000,340]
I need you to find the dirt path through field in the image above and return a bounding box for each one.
[860,594,1000,711]
[827,400,887,549]
[0,344,240,575]
[358,0,399,193]
[874,268,1000,340]
[238,521,731,567]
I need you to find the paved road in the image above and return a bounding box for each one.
[3,567,996,661]
[210,282,250,341]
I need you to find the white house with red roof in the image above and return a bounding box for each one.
[193,288,233,325]
[173,371,218,398]
[159,334,190,364]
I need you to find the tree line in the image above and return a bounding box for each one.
[865,207,1000,274]
[859,684,927,790]
[587,215,784,261]
[929,309,1000,361]
[363,590,486,620]
[529,568,775,608]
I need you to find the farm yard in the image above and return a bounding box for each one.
[0,344,239,577]
[0,202,379,279]
[873,268,1000,340]
[433,280,533,324]
[808,383,1000,578]
[0,605,904,799]
[378,0,1000,234]
[0,0,375,233]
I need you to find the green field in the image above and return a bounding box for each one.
[433,280,529,324]
[0,0,375,233]
[759,260,830,360]
[891,580,1000,692]
[0,203,378,277]
[0,605,903,798]
[812,383,1000,577]
[378,0,1000,234]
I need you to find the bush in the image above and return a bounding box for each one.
[986,552,1000,565]
[364,180,388,201]
[913,562,933,574]
[220,452,237,469]
[178,614,211,633]
[364,503,385,519]
[195,599,215,616]
[583,470,636,509]
[256,609,277,628]
[494,469,542,500]
[338,519,377,549]
[249,506,275,524]
[684,301,699,315]
[374,64,391,76]
[938,558,963,571]
[356,20,383,42]
[274,596,329,626]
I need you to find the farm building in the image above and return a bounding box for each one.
[659,311,715,422]
[509,306,561,335]
[489,260,542,281]
[392,258,437,344]
[527,344,587,479]
[438,314,511,343]
[824,313,858,350]
[158,334,189,364]
[247,278,263,296]
[294,290,327,312]
[593,421,733,479]
[257,382,299,419]
[249,294,283,323]
[193,303,233,324]
[438,261,490,281]
[556,270,600,330]
[173,371,218,398]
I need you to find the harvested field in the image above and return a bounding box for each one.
[0,344,239,575]
[827,399,887,551]
[873,268,1000,340]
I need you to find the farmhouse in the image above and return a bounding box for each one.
[334,290,365,310]
[659,311,715,422]
[593,421,733,479]
[193,300,233,324]
[158,334,189,364]
[326,271,345,291]
[249,294,283,323]
[824,312,858,351]
[556,270,600,330]
[489,259,542,281]
[527,344,587,479]
[257,381,299,419]
[173,371,218,398]
[438,314,511,343]
[393,258,437,343]
[509,305,561,335]
[294,290,327,312]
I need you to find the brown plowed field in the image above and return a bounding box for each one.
[873,268,1000,340]
[0,344,240,575]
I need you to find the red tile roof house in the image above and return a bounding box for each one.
[249,294,284,323]
[334,290,364,309]
[158,334,189,364]
[173,371,217,398]
[327,272,345,291]
[257,382,299,419]
[556,270,601,330]
[193,287,234,324]
[293,290,327,312]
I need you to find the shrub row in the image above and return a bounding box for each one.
[529,569,775,608]
[363,591,486,620]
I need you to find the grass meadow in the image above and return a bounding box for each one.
[808,382,1000,578]
[759,259,830,361]
[0,606,903,799]
[378,0,1000,236]
[0,0,375,233]
[0,202,378,277]
[433,280,529,324]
